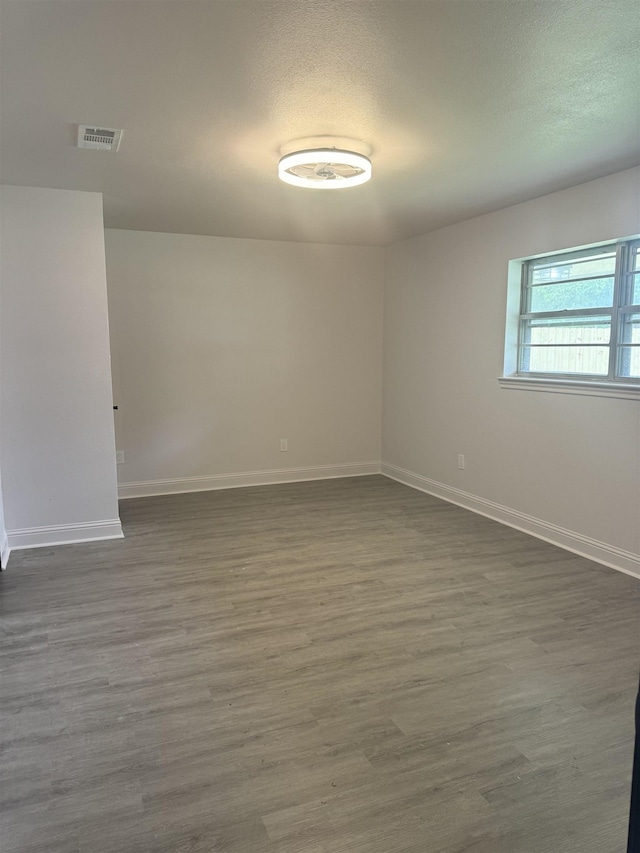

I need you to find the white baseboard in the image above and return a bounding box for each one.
[381,462,640,580]
[118,462,382,499]
[0,530,10,569]
[8,518,124,551]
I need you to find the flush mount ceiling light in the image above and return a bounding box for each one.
[278,148,372,189]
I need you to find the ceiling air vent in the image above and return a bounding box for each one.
[77,125,123,151]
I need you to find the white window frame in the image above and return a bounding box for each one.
[500,237,640,401]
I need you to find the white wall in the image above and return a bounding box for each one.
[0,478,7,568]
[0,186,121,547]
[0,222,7,567]
[105,230,384,494]
[383,168,640,572]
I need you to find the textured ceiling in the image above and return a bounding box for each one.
[1,0,638,246]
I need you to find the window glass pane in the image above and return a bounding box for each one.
[617,346,640,378]
[617,288,639,377]
[528,278,614,312]
[530,251,616,284]
[526,316,611,345]
[633,249,640,271]
[620,312,640,344]
[522,345,609,375]
[632,273,640,305]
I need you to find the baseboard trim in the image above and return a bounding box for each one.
[118,462,382,499]
[0,530,10,569]
[8,518,124,551]
[381,462,640,580]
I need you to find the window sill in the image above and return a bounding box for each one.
[498,375,640,401]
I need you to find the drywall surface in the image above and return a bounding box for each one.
[0,186,120,539]
[0,226,6,565]
[105,230,384,488]
[383,167,640,559]
[0,451,6,567]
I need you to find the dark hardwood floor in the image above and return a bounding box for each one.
[1,475,638,852]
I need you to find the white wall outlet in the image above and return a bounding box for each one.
[116,451,125,464]
[457,454,465,470]
[280,439,288,452]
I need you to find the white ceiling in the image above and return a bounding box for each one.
[1,0,638,246]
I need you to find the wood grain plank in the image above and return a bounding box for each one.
[1,476,637,852]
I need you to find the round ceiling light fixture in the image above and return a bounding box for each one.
[278,148,372,189]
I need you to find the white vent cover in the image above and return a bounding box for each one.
[77,125,123,151]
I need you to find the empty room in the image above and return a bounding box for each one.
[1,1,639,851]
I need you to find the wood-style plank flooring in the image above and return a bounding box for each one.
[1,475,638,852]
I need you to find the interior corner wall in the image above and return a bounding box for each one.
[105,230,384,495]
[0,185,122,549]
[382,167,640,574]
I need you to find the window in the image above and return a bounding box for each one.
[516,239,640,386]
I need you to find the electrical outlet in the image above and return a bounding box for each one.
[457,454,465,470]
[280,439,288,452]
[116,451,125,464]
